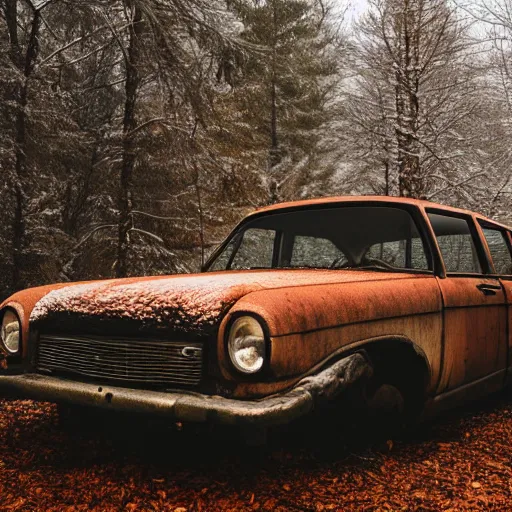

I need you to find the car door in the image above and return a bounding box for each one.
[477,220,512,386]
[427,211,508,396]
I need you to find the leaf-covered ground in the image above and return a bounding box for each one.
[1,393,512,511]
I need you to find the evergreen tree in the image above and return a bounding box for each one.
[229,0,342,202]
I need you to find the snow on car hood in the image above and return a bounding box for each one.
[30,269,410,337]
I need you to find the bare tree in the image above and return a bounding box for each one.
[343,0,490,201]
[463,0,512,221]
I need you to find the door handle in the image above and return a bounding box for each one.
[476,283,501,296]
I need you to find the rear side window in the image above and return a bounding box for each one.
[428,213,482,273]
[479,225,512,275]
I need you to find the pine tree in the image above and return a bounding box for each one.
[228,0,342,202]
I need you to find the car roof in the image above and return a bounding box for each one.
[249,195,511,231]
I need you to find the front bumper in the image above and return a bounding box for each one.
[0,353,371,427]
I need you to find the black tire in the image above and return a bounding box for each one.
[364,381,406,435]
[329,352,408,439]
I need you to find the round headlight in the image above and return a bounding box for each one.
[228,316,266,374]
[1,309,20,354]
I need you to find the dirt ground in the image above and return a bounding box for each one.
[1,393,512,512]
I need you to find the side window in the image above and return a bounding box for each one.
[480,225,512,275]
[230,228,275,270]
[291,236,347,268]
[428,213,482,273]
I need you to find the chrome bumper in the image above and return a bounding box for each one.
[0,353,371,427]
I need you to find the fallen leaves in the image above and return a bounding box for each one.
[1,394,512,511]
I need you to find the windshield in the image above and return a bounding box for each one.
[206,206,430,272]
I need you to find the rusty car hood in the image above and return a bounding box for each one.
[22,269,422,339]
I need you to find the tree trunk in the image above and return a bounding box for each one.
[193,164,205,269]
[395,1,421,198]
[268,0,280,204]
[115,3,143,278]
[62,141,99,238]
[384,161,390,196]
[6,1,41,291]
[270,80,279,165]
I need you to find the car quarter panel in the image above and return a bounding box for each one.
[219,275,443,397]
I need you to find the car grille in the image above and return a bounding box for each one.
[35,334,203,387]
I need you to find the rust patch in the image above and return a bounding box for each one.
[228,275,441,336]
[230,312,442,399]
[219,276,443,397]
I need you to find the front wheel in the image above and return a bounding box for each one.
[364,381,405,434]
[337,366,408,440]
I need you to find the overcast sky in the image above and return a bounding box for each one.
[343,0,368,22]
[349,0,368,16]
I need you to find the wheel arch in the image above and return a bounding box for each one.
[354,335,432,415]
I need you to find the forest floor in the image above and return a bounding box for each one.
[1,393,512,511]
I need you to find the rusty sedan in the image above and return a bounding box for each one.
[1,196,512,438]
